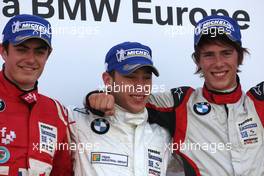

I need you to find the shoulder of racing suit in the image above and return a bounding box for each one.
[170,86,195,107]
[248,81,264,101]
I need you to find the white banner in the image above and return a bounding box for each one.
[0,0,263,106]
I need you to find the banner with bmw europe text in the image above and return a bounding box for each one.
[0,0,263,107]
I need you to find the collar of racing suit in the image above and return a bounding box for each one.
[0,67,39,105]
[202,75,242,105]
[112,104,148,126]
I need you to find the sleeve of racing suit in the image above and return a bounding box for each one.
[66,106,99,176]
[247,81,264,126]
[147,86,193,137]
[50,101,74,176]
[146,91,176,137]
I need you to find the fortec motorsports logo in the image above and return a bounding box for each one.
[12,20,51,37]
[194,18,234,37]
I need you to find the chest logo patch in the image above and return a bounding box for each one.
[0,99,5,112]
[0,127,16,145]
[91,118,110,135]
[91,152,128,167]
[237,118,260,146]
[193,102,211,115]
[0,146,10,164]
[39,122,58,156]
[148,149,162,176]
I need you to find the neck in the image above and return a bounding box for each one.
[209,84,237,93]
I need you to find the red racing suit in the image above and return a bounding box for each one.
[146,78,264,176]
[0,71,73,176]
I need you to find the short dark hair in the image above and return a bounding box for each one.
[192,35,249,76]
[2,41,9,54]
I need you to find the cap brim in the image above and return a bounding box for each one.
[117,64,159,77]
[195,32,238,47]
[11,35,52,48]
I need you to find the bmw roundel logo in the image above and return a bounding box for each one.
[193,102,211,115]
[91,118,110,135]
[0,99,5,112]
[0,146,10,164]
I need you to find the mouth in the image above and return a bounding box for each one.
[211,71,228,78]
[130,94,146,102]
[18,65,38,71]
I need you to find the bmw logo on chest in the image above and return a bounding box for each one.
[91,118,110,135]
[193,102,211,115]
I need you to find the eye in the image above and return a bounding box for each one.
[223,50,233,57]
[202,52,214,58]
[35,49,46,55]
[124,75,135,79]
[16,47,27,53]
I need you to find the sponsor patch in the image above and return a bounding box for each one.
[39,122,57,156]
[149,168,161,176]
[0,127,16,145]
[0,146,10,164]
[18,168,27,176]
[91,118,110,135]
[20,92,37,104]
[91,152,128,167]
[0,99,5,112]
[147,149,162,176]
[193,102,211,115]
[237,118,260,145]
[12,20,51,37]
[116,48,151,62]
[173,88,184,100]
[0,166,9,175]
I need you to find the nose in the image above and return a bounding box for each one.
[215,54,225,68]
[25,50,36,64]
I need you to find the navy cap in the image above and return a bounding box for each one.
[194,15,241,47]
[2,14,52,48]
[105,42,159,76]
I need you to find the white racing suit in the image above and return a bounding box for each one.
[68,105,171,176]
[146,79,264,176]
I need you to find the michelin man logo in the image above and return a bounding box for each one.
[12,20,51,37]
[1,127,16,145]
[116,48,151,62]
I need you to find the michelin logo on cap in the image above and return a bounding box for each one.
[194,18,235,36]
[116,48,151,63]
[12,20,51,37]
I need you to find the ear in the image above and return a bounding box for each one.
[0,44,8,61]
[102,72,113,87]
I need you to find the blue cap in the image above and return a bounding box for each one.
[194,15,241,47]
[2,14,52,48]
[105,42,159,76]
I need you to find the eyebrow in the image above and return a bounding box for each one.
[16,44,49,50]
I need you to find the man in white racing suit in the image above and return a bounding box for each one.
[68,42,171,176]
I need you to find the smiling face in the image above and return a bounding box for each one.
[197,42,239,91]
[103,67,152,113]
[1,38,50,90]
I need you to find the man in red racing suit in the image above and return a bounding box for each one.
[0,14,72,175]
